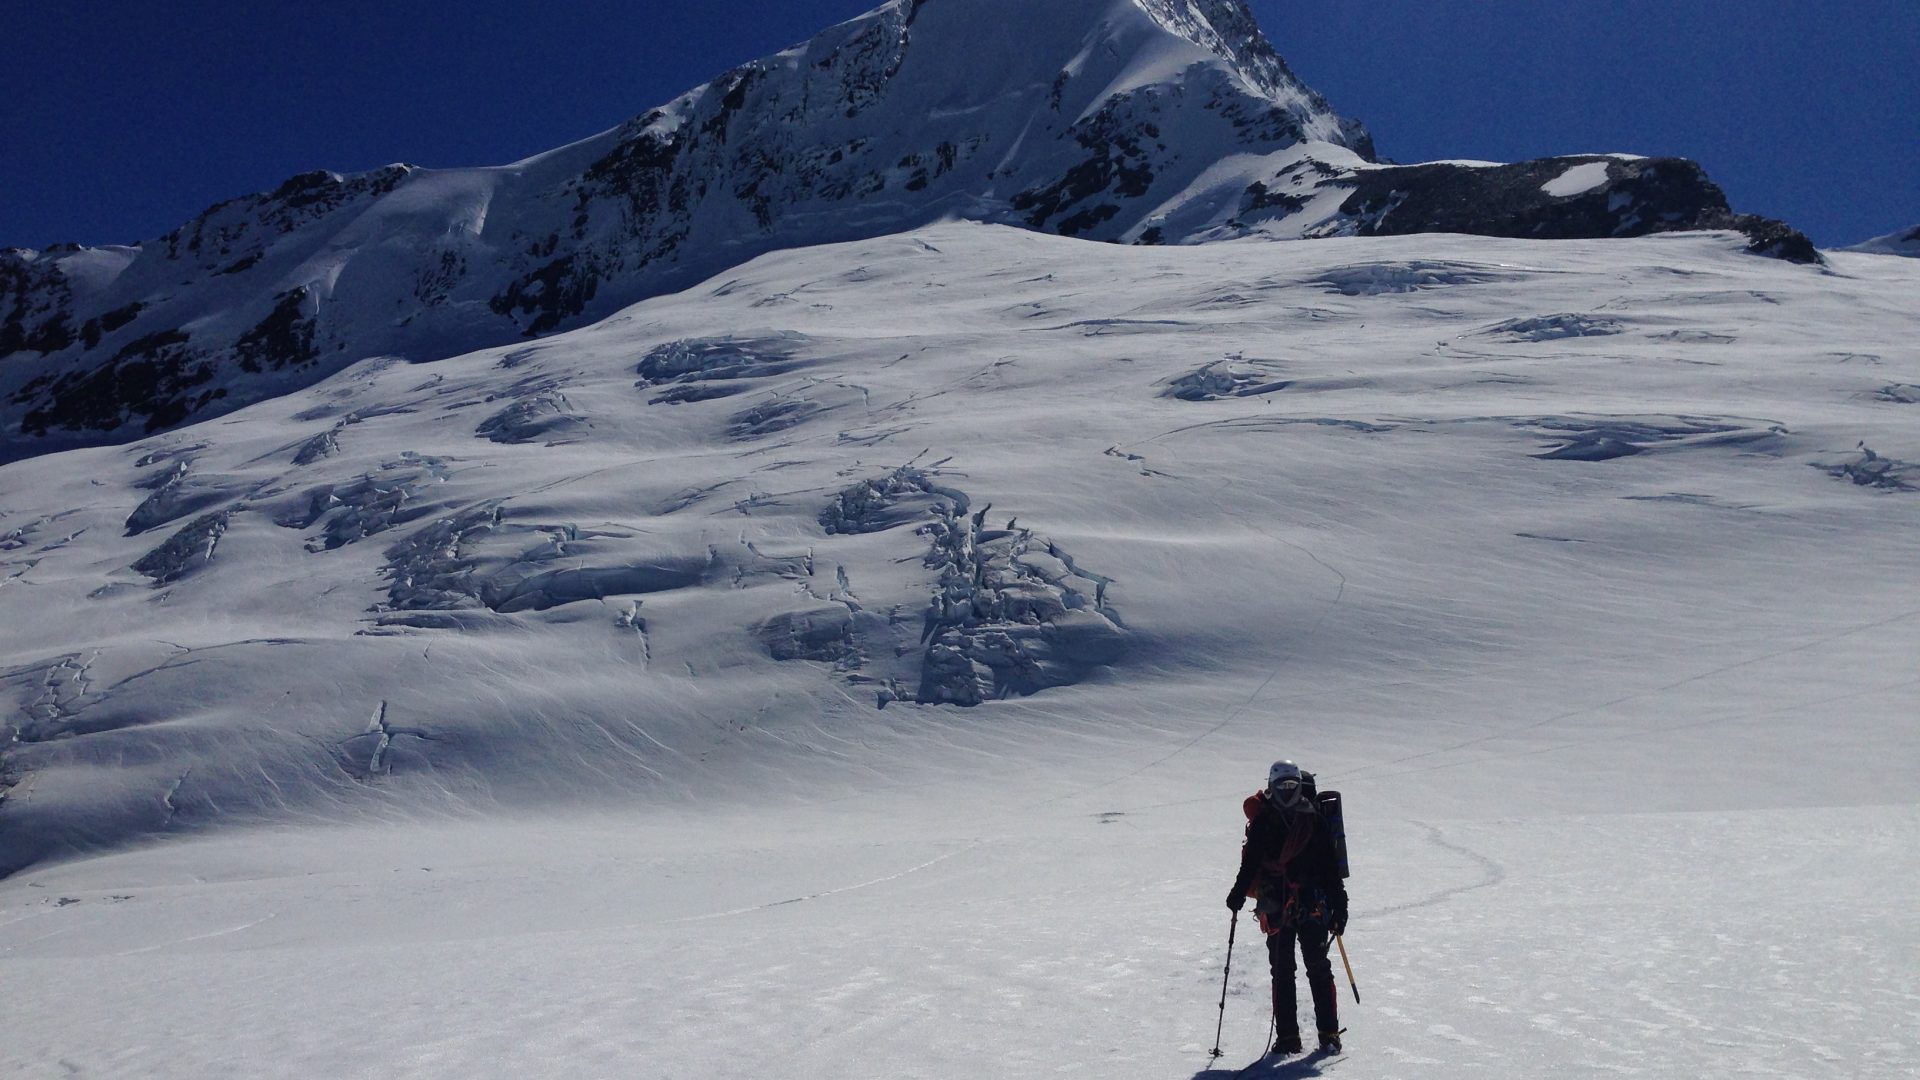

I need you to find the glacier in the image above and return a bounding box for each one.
[1,1,1915,1077]
[1,222,1916,1077]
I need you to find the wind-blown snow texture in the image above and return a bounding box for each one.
[0,0,1813,461]
[2,224,1917,1078]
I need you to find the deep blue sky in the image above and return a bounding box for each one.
[4,1,1914,250]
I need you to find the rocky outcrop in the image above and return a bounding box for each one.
[1216,154,1818,262]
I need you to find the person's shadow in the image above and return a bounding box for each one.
[1190,1048,1334,1079]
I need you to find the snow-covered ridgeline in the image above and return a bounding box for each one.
[1844,224,1920,257]
[0,0,1364,459]
[1,0,1814,462]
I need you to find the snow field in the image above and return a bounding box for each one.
[2,224,1918,1077]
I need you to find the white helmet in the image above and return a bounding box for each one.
[1267,760,1307,808]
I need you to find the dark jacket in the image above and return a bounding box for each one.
[1231,792,1348,930]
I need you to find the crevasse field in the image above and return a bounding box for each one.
[2,224,1917,1079]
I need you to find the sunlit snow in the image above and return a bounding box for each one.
[2,224,1917,1079]
[1541,161,1613,199]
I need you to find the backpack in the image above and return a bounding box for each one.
[1244,770,1349,881]
[1317,785,1350,880]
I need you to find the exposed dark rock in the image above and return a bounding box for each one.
[0,251,78,357]
[78,302,143,350]
[234,288,319,374]
[161,165,411,261]
[1012,97,1161,234]
[18,328,223,437]
[1242,181,1310,216]
[1327,156,1820,263]
[488,253,604,337]
[816,4,915,118]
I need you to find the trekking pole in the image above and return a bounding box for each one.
[1334,934,1360,1004]
[1210,910,1239,1060]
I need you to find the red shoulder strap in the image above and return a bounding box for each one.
[1243,791,1266,821]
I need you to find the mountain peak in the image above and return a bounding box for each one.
[1132,0,1366,138]
[0,0,1811,462]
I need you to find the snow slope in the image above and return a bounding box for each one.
[2,224,1917,1077]
[1,0,1812,462]
[1844,224,1920,257]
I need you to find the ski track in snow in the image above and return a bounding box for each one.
[0,226,1917,1079]
[1357,823,1506,920]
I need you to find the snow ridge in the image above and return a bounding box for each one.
[0,0,1813,464]
[0,0,1370,462]
[1844,224,1920,257]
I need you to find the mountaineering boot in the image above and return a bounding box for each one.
[1272,1030,1303,1056]
[1317,1029,1344,1054]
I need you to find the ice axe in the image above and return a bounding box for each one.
[1334,934,1360,1003]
